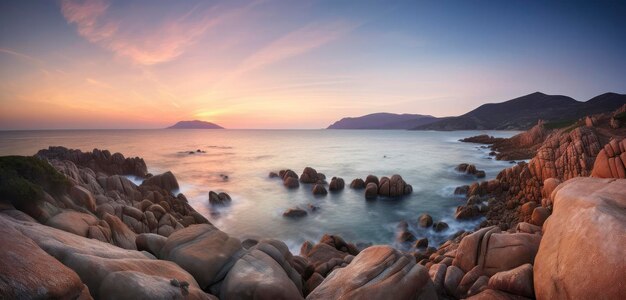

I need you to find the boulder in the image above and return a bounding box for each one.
[269,172,279,178]
[429,263,447,294]
[444,265,464,297]
[416,238,429,248]
[142,171,179,191]
[283,208,308,218]
[591,138,626,178]
[136,233,167,256]
[208,191,231,206]
[350,178,365,189]
[364,183,378,199]
[220,240,303,300]
[455,204,480,219]
[300,167,319,183]
[312,184,328,196]
[467,275,489,297]
[307,246,436,299]
[103,212,137,250]
[46,211,99,237]
[418,213,433,227]
[364,174,379,186]
[530,207,550,226]
[0,216,88,299]
[433,221,449,232]
[466,288,530,300]
[69,185,97,212]
[158,224,243,290]
[329,177,345,191]
[534,177,626,299]
[488,263,534,298]
[283,177,300,189]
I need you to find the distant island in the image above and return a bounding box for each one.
[325,92,626,131]
[327,113,438,129]
[166,120,224,129]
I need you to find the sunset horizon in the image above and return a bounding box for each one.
[2,0,625,130]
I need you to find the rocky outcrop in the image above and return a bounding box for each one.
[306,246,436,299]
[37,146,148,177]
[456,163,486,178]
[591,138,626,178]
[300,167,325,184]
[283,208,308,218]
[360,174,413,199]
[534,177,626,299]
[328,177,345,191]
[312,184,327,196]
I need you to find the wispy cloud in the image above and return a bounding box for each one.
[59,0,244,65]
[231,21,359,78]
[0,48,45,65]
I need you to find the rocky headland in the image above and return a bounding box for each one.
[1,106,625,299]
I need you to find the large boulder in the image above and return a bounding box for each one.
[365,183,378,199]
[220,240,303,300]
[453,226,540,276]
[46,211,99,237]
[488,263,534,298]
[142,171,180,191]
[300,167,320,183]
[306,246,436,299]
[69,185,97,212]
[534,177,626,299]
[0,215,88,299]
[158,224,243,290]
[591,138,626,178]
[349,178,365,189]
[329,177,345,191]
[5,215,210,300]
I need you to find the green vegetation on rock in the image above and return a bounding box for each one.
[0,156,70,208]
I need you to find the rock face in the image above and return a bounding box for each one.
[534,177,626,299]
[0,215,88,299]
[591,138,626,178]
[37,146,148,177]
[306,246,436,299]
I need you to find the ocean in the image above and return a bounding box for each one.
[0,129,519,253]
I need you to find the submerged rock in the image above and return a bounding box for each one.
[328,177,345,191]
[349,178,365,189]
[364,183,378,199]
[208,191,231,206]
[312,184,327,196]
[283,208,308,218]
[418,213,433,228]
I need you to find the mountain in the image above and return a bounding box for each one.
[166,120,224,129]
[327,113,438,129]
[414,92,626,130]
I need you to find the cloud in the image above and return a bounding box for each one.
[59,0,232,65]
[230,21,358,78]
[0,48,45,65]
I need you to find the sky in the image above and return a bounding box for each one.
[1,0,625,129]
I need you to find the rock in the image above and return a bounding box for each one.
[455,204,480,219]
[307,246,436,299]
[281,169,298,180]
[364,183,378,199]
[488,263,534,298]
[591,138,626,179]
[515,222,542,234]
[418,213,433,227]
[397,230,416,243]
[305,273,324,296]
[300,167,319,183]
[429,263,447,294]
[475,170,486,178]
[530,207,549,226]
[467,275,489,297]
[458,265,483,296]
[5,215,209,300]
[136,233,167,256]
[350,178,365,189]
[444,265,464,297]
[364,174,379,186]
[220,240,303,300]
[455,185,470,195]
[328,177,345,191]
[283,208,308,218]
[541,178,561,200]
[46,211,99,237]
[312,184,327,196]
[416,238,428,248]
[142,171,180,191]
[37,146,148,177]
[0,216,87,299]
[103,213,137,250]
[534,177,626,300]
[69,185,96,212]
[269,171,279,178]
[433,221,449,232]
[466,288,530,299]
[283,177,300,189]
[158,224,243,290]
[453,226,540,276]
[208,191,232,206]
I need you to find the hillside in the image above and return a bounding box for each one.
[414,92,626,130]
[327,113,438,129]
[166,120,224,129]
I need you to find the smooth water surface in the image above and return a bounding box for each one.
[0,129,518,252]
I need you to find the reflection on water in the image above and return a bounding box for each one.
[0,129,518,253]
